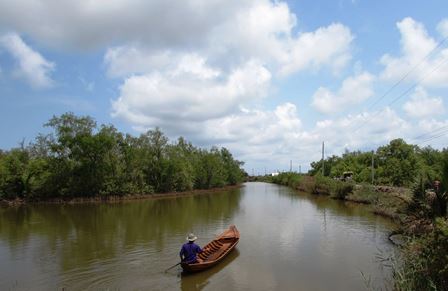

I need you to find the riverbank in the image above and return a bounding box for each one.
[0,184,243,207]
[263,173,411,222]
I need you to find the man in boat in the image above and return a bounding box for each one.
[180,233,203,264]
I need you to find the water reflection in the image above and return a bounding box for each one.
[0,183,395,290]
[0,189,242,289]
[179,249,240,291]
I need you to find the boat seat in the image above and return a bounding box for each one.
[203,242,233,261]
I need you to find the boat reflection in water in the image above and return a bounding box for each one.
[180,249,240,291]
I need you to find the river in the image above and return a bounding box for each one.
[0,182,396,290]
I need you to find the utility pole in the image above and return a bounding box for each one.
[322,141,325,176]
[299,165,301,174]
[371,150,375,184]
[290,160,292,172]
[264,167,266,176]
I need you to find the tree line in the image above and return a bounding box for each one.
[0,113,246,200]
[309,138,447,187]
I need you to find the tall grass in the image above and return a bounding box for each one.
[394,218,448,290]
[271,173,354,199]
[271,172,303,189]
[394,159,448,290]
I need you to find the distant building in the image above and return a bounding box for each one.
[271,172,279,176]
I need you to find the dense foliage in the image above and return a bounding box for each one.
[309,138,447,187]
[0,113,245,199]
[395,218,448,291]
[395,151,448,291]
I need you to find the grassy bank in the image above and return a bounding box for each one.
[267,173,410,220]
[266,172,447,290]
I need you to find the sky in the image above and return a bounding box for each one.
[0,0,447,174]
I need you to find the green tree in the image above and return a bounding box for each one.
[220,147,244,185]
[0,149,29,198]
[0,113,246,199]
[377,139,418,186]
[139,128,168,193]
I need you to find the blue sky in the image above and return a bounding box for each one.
[0,0,447,173]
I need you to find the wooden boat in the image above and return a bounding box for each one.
[181,225,239,272]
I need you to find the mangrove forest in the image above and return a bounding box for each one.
[0,112,245,200]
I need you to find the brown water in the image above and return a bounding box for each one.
[0,182,396,290]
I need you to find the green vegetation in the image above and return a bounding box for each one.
[0,113,245,200]
[270,173,355,200]
[310,138,444,187]
[394,218,448,290]
[393,152,448,290]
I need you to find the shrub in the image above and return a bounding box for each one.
[314,175,333,195]
[394,218,448,290]
[331,181,354,199]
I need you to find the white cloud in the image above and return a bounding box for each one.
[103,8,353,78]
[403,87,445,118]
[102,1,354,153]
[0,0,241,50]
[112,58,271,133]
[206,2,353,75]
[0,32,54,88]
[168,102,445,172]
[193,105,421,172]
[412,119,448,146]
[437,18,448,37]
[201,103,310,168]
[0,0,353,76]
[314,108,410,151]
[204,103,302,144]
[26,0,343,80]
[279,23,353,76]
[104,46,174,78]
[311,72,374,113]
[380,17,448,87]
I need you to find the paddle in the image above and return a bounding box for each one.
[165,247,210,273]
[164,261,182,272]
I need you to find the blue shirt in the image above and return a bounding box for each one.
[180,242,202,263]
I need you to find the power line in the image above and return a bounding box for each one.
[353,55,448,133]
[344,35,448,134]
[366,35,448,111]
[387,58,448,107]
[412,125,448,141]
[417,128,448,146]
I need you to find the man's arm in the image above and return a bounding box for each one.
[179,246,185,261]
